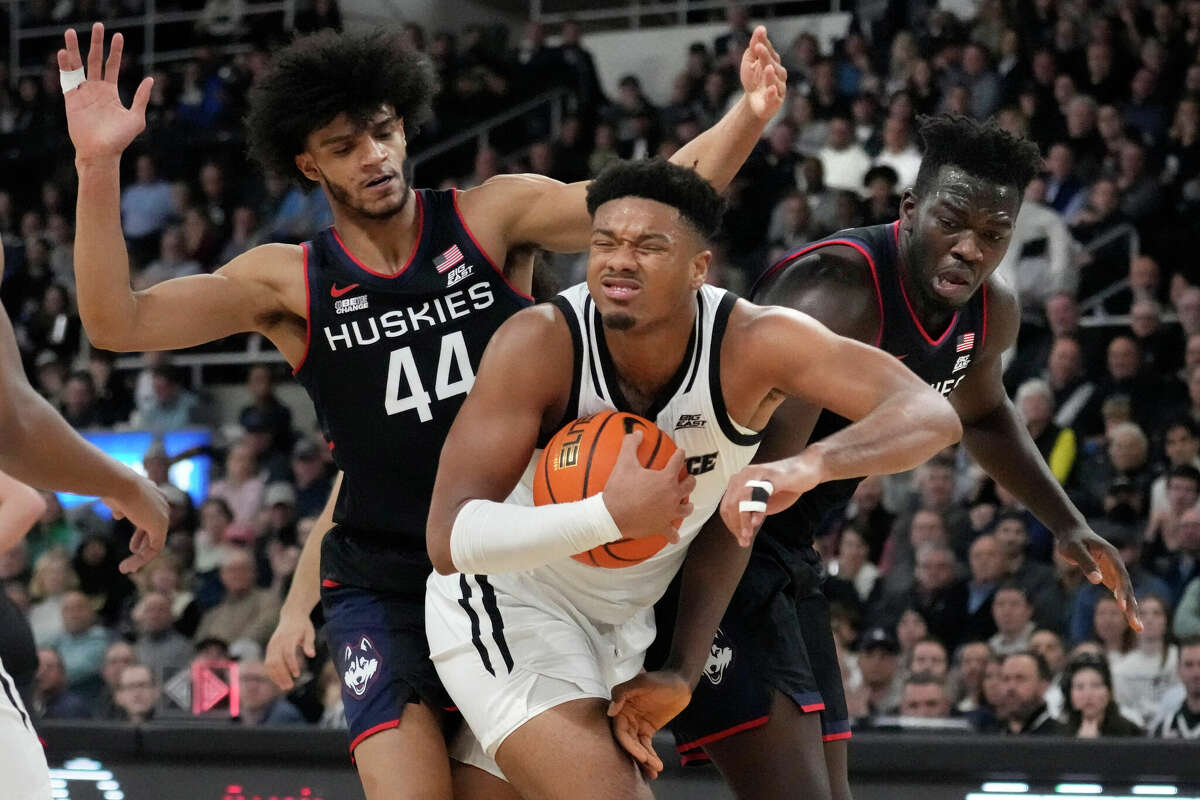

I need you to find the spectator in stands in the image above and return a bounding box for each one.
[995,177,1078,311]
[1062,653,1143,737]
[953,641,992,714]
[48,590,109,698]
[1149,635,1200,738]
[1177,288,1200,341]
[73,534,135,628]
[93,640,137,721]
[827,526,878,605]
[993,512,1062,629]
[1031,628,1068,715]
[860,165,900,227]
[872,116,921,190]
[208,441,266,527]
[1016,379,1077,485]
[193,548,280,650]
[1071,179,1132,300]
[1043,143,1085,217]
[235,658,305,726]
[896,607,930,661]
[818,116,871,195]
[121,154,173,265]
[28,549,77,645]
[1150,421,1200,517]
[841,474,894,563]
[25,493,80,567]
[1112,593,1181,726]
[885,544,969,651]
[899,672,953,720]
[999,650,1064,734]
[86,349,133,427]
[134,226,201,290]
[26,283,80,365]
[1093,594,1136,662]
[131,365,204,433]
[1152,506,1200,607]
[294,0,341,34]
[964,533,1003,643]
[33,647,91,720]
[239,365,292,458]
[288,437,331,520]
[317,659,346,729]
[1074,421,1153,515]
[909,638,950,683]
[858,626,903,717]
[990,583,1037,656]
[1146,465,1200,558]
[59,371,101,429]
[132,590,192,676]
[113,663,161,724]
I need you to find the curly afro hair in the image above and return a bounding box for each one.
[245,29,437,185]
[913,114,1043,196]
[585,159,726,240]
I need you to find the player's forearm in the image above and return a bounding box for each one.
[73,158,139,350]
[786,393,961,488]
[663,515,751,689]
[281,472,341,616]
[0,475,47,556]
[963,400,1088,535]
[671,96,765,193]
[0,382,139,499]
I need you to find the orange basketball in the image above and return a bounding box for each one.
[533,410,680,568]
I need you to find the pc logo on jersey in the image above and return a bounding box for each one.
[703,628,734,686]
[342,636,381,698]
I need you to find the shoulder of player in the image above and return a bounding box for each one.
[724,298,831,358]
[981,275,1020,354]
[755,243,880,342]
[215,242,306,289]
[483,302,573,376]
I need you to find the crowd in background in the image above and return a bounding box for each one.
[1,0,1200,738]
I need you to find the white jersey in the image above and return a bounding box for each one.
[0,656,51,800]
[499,282,762,625]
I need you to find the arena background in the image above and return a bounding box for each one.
[4,0,1200,796]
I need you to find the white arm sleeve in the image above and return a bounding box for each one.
[449,493,623,575]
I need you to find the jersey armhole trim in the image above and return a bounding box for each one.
[451,188,535,302]
[753,238,885,347]
[539,296,583,448]
[292,242,312,377]
[710,293,765,446]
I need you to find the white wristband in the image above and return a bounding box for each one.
[60,67,85,94]
[449,494,622,575]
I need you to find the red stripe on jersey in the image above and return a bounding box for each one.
[292,242,312,376]
[331,193,424,280]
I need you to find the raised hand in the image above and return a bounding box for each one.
[58,22,153,161]
[739,26,787,121]
[1057,525,1143,632]
[608,670,692,780]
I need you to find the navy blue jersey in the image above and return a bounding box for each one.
[295,189,532,586]
[751,221,988,547]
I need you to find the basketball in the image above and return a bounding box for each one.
[533,410,680,568]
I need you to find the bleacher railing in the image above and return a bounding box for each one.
[529,0,839,28]
[7,0,296,79]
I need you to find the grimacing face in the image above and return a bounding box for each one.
[296,106,412,222]
[900,165,1019,311]
[586,196,710,333]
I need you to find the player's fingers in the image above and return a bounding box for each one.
[678,472,697,496]
[1063,541,1102,584]
[302,623,317,658]
[86,22,104,81]
[640,731,664,774]
[57,48,71,71]
[283,640,302,680]
[617,429,644,465]
[64,27,82,69]
[105,32,122,83]
[663,446,686,478]
[131,76,154,116]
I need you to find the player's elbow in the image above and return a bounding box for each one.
[927,397,964,446]
[85,324,136,353]
[427,522,457,576]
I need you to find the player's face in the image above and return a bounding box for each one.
[901,166,1019,310]
[587,197,710,332]
[297,106,411,221]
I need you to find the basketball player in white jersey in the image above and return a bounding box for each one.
[423,159,964,799]
[0,247,168,800]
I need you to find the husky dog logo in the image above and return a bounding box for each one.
[343,635,380,698]
[703,628,734,685]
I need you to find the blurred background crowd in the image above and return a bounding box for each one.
[1,0,1200,740]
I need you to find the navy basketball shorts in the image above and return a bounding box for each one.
[667,545,851,764]
[321,580,456,755]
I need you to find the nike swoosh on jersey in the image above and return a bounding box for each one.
[331,283,361,298]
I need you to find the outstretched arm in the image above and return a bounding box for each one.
[951,281,1141,630]
[458,26,787,255]
[719,305,963,542]
[61,24,303,358]
[0,249,168,571]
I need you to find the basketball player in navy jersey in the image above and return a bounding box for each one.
[423,159,961,800]
[614,116,1144,800]
[58,22,787,800]
[0,247,168,800]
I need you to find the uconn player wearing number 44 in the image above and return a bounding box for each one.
[59,21,791,800]
[423,159,962,800]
